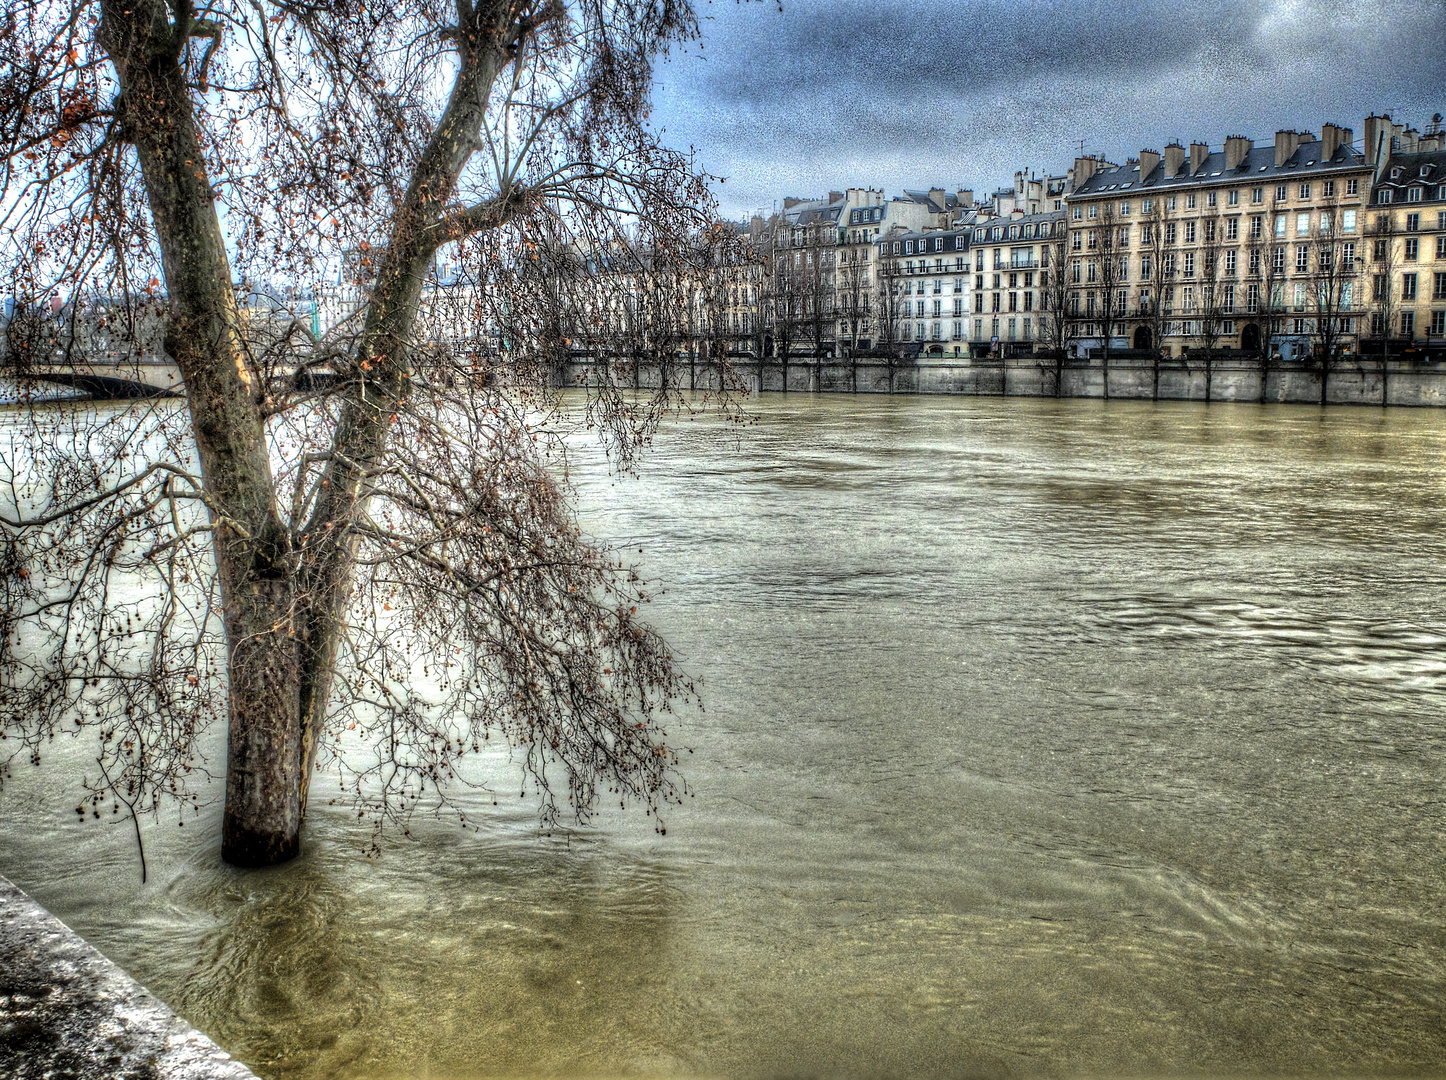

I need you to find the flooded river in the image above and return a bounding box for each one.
[3,395,1445,1078]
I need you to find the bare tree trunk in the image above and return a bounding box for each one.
[100,0,310,863]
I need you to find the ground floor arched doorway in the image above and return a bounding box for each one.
[1240,323,1261,351]
[1133,327,1152,350]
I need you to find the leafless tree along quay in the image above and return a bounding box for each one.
[0,0,744,867]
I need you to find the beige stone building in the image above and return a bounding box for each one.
[1064,123,1375,360]
[1364,115,1446,359]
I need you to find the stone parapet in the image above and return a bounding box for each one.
[0,875,257,1079]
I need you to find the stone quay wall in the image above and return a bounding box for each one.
[555,354,1446,408]
[0,875,257,1079]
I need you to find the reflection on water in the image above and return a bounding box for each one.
[3,396,1446,1078]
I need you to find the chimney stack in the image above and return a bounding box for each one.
[1224,135,1253,170]
[1139,149,1161,180]
[1072,155,1101,190]
[1320,124,1343,161]
[958,189,974,207]
[1163,143,1186,178]
[1274,129,1302,166]
[1189,141,1209,175]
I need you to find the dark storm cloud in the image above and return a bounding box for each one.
[651,0,1446,218]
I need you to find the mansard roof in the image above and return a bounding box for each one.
[1375,150,1446,199]
[876,228,972,253]
[1071,139,1370,198]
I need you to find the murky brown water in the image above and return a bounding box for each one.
[3,395,1446,1078]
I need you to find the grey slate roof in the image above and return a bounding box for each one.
[1072,139,1370,198]
[1375,150,1446,201]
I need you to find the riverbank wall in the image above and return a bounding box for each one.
[555,354,1446,407]
[0,875,257,1079]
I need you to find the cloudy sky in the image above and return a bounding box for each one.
[648,0,1446,220]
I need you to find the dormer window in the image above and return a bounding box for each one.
[904,241,914,254]
[1391,166,1404,179]
[1420,165,1432,178]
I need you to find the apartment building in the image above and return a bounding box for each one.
[1366,115,1446,353]
[1064,123,1374,359]
[962,209,1068,355]
[874,227,973,353]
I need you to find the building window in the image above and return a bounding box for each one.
[1434,272,1446,300]
[1377,189,1392,204]
[1227,218,1239,241]
[1296,212,1310,234]
[1401,311,1415,336]
[1252,187,1264,204]
[974,318,983,339]
[1300,183,1311,199]
[1405,238,1419,261]
[1273,247,1285,273]
[1323,180,1335,197]
[1184,251,1196,276]
[1275,185,1287,201]
[1140,255,1152,280]
[1250,216,1263,240]
[1143,198,1154,213]
[1208,192,1217,207]
[1187,194,1197,209]
[1229,189,1240,206]
[1120,201,1131,215]
[1408,186,1424,203]
[1431,310,1445,336]
[1407,213,1420,232]
[1072,206,1083,220]
[1275,216,1287,238]
[1249,250,1260,274]
[1296,245,1309,272]
[1347,179,1358,195]
[1343,209,1357,232]
[1223,284,1235,313]
[1246,282,1260,312]
[1185,221,1197,243]
[1088,205,1098,219]
[1402,273,1418,300]
[1225,250,1237,275]
[1167,196,1177,211]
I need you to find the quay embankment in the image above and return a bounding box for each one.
[0,875,256,1079]
[557,352,1446,406]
